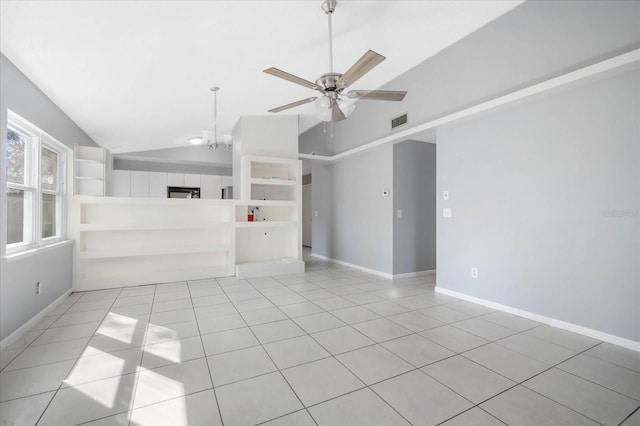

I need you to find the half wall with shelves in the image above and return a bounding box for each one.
[69,197,235,290]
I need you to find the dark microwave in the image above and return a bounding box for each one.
[167,186,200,199]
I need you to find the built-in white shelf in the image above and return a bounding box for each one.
[235,221,296,228]
[74,144,108,196]
[78,222,233,231]
[75,158,104,164]
[249,178,297,186]
[236,258,305,279]
[69,154,303,289]
[78,264,232,290]
[69,197,236,290]
[79,244,229,260]
[236,155,304,278]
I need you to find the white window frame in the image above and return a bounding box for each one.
[6,112,68,255]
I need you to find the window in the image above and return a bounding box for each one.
[5,113,68,253]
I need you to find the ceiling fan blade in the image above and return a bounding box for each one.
[336,50,386,89]
[331,103,346,122]
[268,97,318,113]
[346,90,407,102]
[263,67,322,90]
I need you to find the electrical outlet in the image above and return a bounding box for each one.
[471,268,478,279]
[36,281,42,295]
[443,190,449,200]
[443,208,452,218]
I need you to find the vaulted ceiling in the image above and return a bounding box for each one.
[0,1,522,153]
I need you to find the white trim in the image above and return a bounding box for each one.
[0,288,73,352]
[4,239,73,262]
[310,253,393,279]
[435,287,640,352]
[299,49,640,163]
[392,269,436,279]
[298,153,332,161]
[311,253,437,280]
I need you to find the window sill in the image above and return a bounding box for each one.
[4,240,74,263]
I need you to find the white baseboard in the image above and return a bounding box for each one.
[310,253,394,279]
[393,269,436,279]
[311,253,436,280]
[435,287,640,352]
[0,288,73,352]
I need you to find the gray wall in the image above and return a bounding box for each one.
[0,54,97,341]
[114,144,232,176]
[299,0,640,156]
[113,157,231,176]
[0,245,73,340]
[437,69,640,341]
[312,146,394,274]
[311,161,333,259]
[393,141,436,274]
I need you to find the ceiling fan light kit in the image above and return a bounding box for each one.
[264,0,407,123]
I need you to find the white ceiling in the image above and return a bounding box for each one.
[0,0,521,154]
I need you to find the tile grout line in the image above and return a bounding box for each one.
[124,283,161,426]
[186,279,227,426]
[214,277,320,426]
[247,276,423,425]
[33,287,126,426]
[249,273,632,426]
[4,263,635,426]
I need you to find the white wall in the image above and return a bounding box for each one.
[0,54,97,341]
[437,69,639,341]
[232,115,298,199]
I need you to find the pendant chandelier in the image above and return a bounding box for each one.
[188,86,232,150]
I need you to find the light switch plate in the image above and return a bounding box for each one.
[314,211,318,217]
[397,209,402,218]
[443,208,452,218]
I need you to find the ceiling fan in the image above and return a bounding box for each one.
[264,0,407,122]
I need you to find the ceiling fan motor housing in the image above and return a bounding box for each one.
[317,72,343,92]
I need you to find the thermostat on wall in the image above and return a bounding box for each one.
[382,189,390,197]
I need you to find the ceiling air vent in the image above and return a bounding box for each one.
[391,113,408,129]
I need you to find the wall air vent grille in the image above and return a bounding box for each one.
[391,113,408,129]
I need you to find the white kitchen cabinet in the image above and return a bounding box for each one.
[201,175,222,199]
[184,173,201,188]
[167,173,185,187]
[149,172,168,198]
[110,170,131,197]
[221,175,233,188]
[130,171,150,198]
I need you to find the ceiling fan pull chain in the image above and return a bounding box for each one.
[213,88,218,143]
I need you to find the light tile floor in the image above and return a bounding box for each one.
[1,255,639,425]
